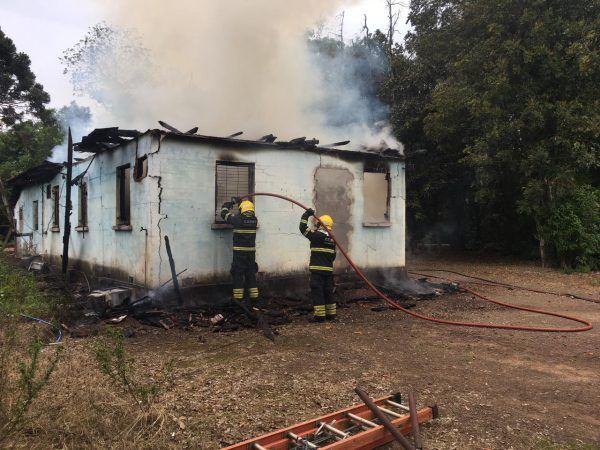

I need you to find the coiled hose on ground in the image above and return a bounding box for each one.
[244,192,593,333]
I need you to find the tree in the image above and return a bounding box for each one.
[424,0,599,267]
[382,1,472,249]
[0,27,53,127]
[0,29,62,244]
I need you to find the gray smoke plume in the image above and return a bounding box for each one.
[51,101,92,162]
[64,0,399,150]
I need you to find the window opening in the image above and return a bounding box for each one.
[32,201,38,231]
[363,171,391,225]
[116,165,131,226]
[52,185,60,229]
[134,155,148,181]
[214,161,254,222]
[78,181,88,227]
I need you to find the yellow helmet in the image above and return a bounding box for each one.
[319,214,333,230]
[239,200,254,213]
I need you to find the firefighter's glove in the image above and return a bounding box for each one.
[232,196,243,204]
[223,201,234,210]
[306,208,315,217]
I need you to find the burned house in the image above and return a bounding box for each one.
[10,127,405,291]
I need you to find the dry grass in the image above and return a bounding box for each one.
[10,336,174,449]
[1,255,599,449]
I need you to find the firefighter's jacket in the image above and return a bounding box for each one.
[221,204,258,252]
[299,210,336,274]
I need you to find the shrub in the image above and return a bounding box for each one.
[545,185,600,271]
[0,321,62,444]
[92,328,158,407]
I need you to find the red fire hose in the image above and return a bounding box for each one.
[244,192,593,333]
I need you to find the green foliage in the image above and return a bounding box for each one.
[0,120,62,180]
[0,27,54,126]
[0,255,59,317]
[0,28,63,238]
[92,328,158,407]
[388,0,600,266]
[543,185,600,270]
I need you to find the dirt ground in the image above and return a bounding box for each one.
[20,254,600,449]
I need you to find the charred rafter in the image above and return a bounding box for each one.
[259,134,277,143]
[75,127,140,153]
[158,121,198,135]
[322,140,351,148]
[277,137,319,149]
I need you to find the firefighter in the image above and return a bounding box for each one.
[221,197,259,304]
[299,208,337,322]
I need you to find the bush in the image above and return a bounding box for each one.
[92,328,158,407]
[0,256,63,444]
[0,324,62,444]
[544,185,600,271]
[0,255,58,317]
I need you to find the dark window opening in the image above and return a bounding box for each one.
[46,184,51,199]
[214,161,254,223]
[32,201,38,231]
[78,181,88,227]
[363,171,391,226]
[18,206,23,232]
[52,185,60,229]
[116,164,131,226]
[134,155,148,181]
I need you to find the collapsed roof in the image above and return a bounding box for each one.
[74,122,404,160]
[7,160,64,188]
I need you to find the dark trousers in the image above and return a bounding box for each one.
[231,252,258,301]
[310,272,336,318]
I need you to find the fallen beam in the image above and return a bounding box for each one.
[355,388,415,450]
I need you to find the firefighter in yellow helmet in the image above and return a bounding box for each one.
[221,197,259,304]
[299,208,337,322]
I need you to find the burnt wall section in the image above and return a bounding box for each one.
[313,167,354,271]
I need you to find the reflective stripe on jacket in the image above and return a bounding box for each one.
[221,205,258,252]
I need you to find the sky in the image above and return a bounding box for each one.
[0,0,409,110]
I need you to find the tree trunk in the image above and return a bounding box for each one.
[534,217,546,268]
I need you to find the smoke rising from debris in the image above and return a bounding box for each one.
[51,101,92,162]
[70,0,399,150]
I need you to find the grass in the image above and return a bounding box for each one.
[537,441,600,450]
[0,255,60,318]
[0,255,65,445]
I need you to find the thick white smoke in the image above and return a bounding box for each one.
[82,0,399,149]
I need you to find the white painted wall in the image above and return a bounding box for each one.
[15,132,405,288]
[15,133,160,284]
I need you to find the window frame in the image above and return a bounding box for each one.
[18,206,24,232]
[32,200,38,231]
[134,155,148,181]
[362,169,392,227]
[213,161,255,225]
[77,179,88,230]
[114,164,132,229]
[51,185,60,231]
